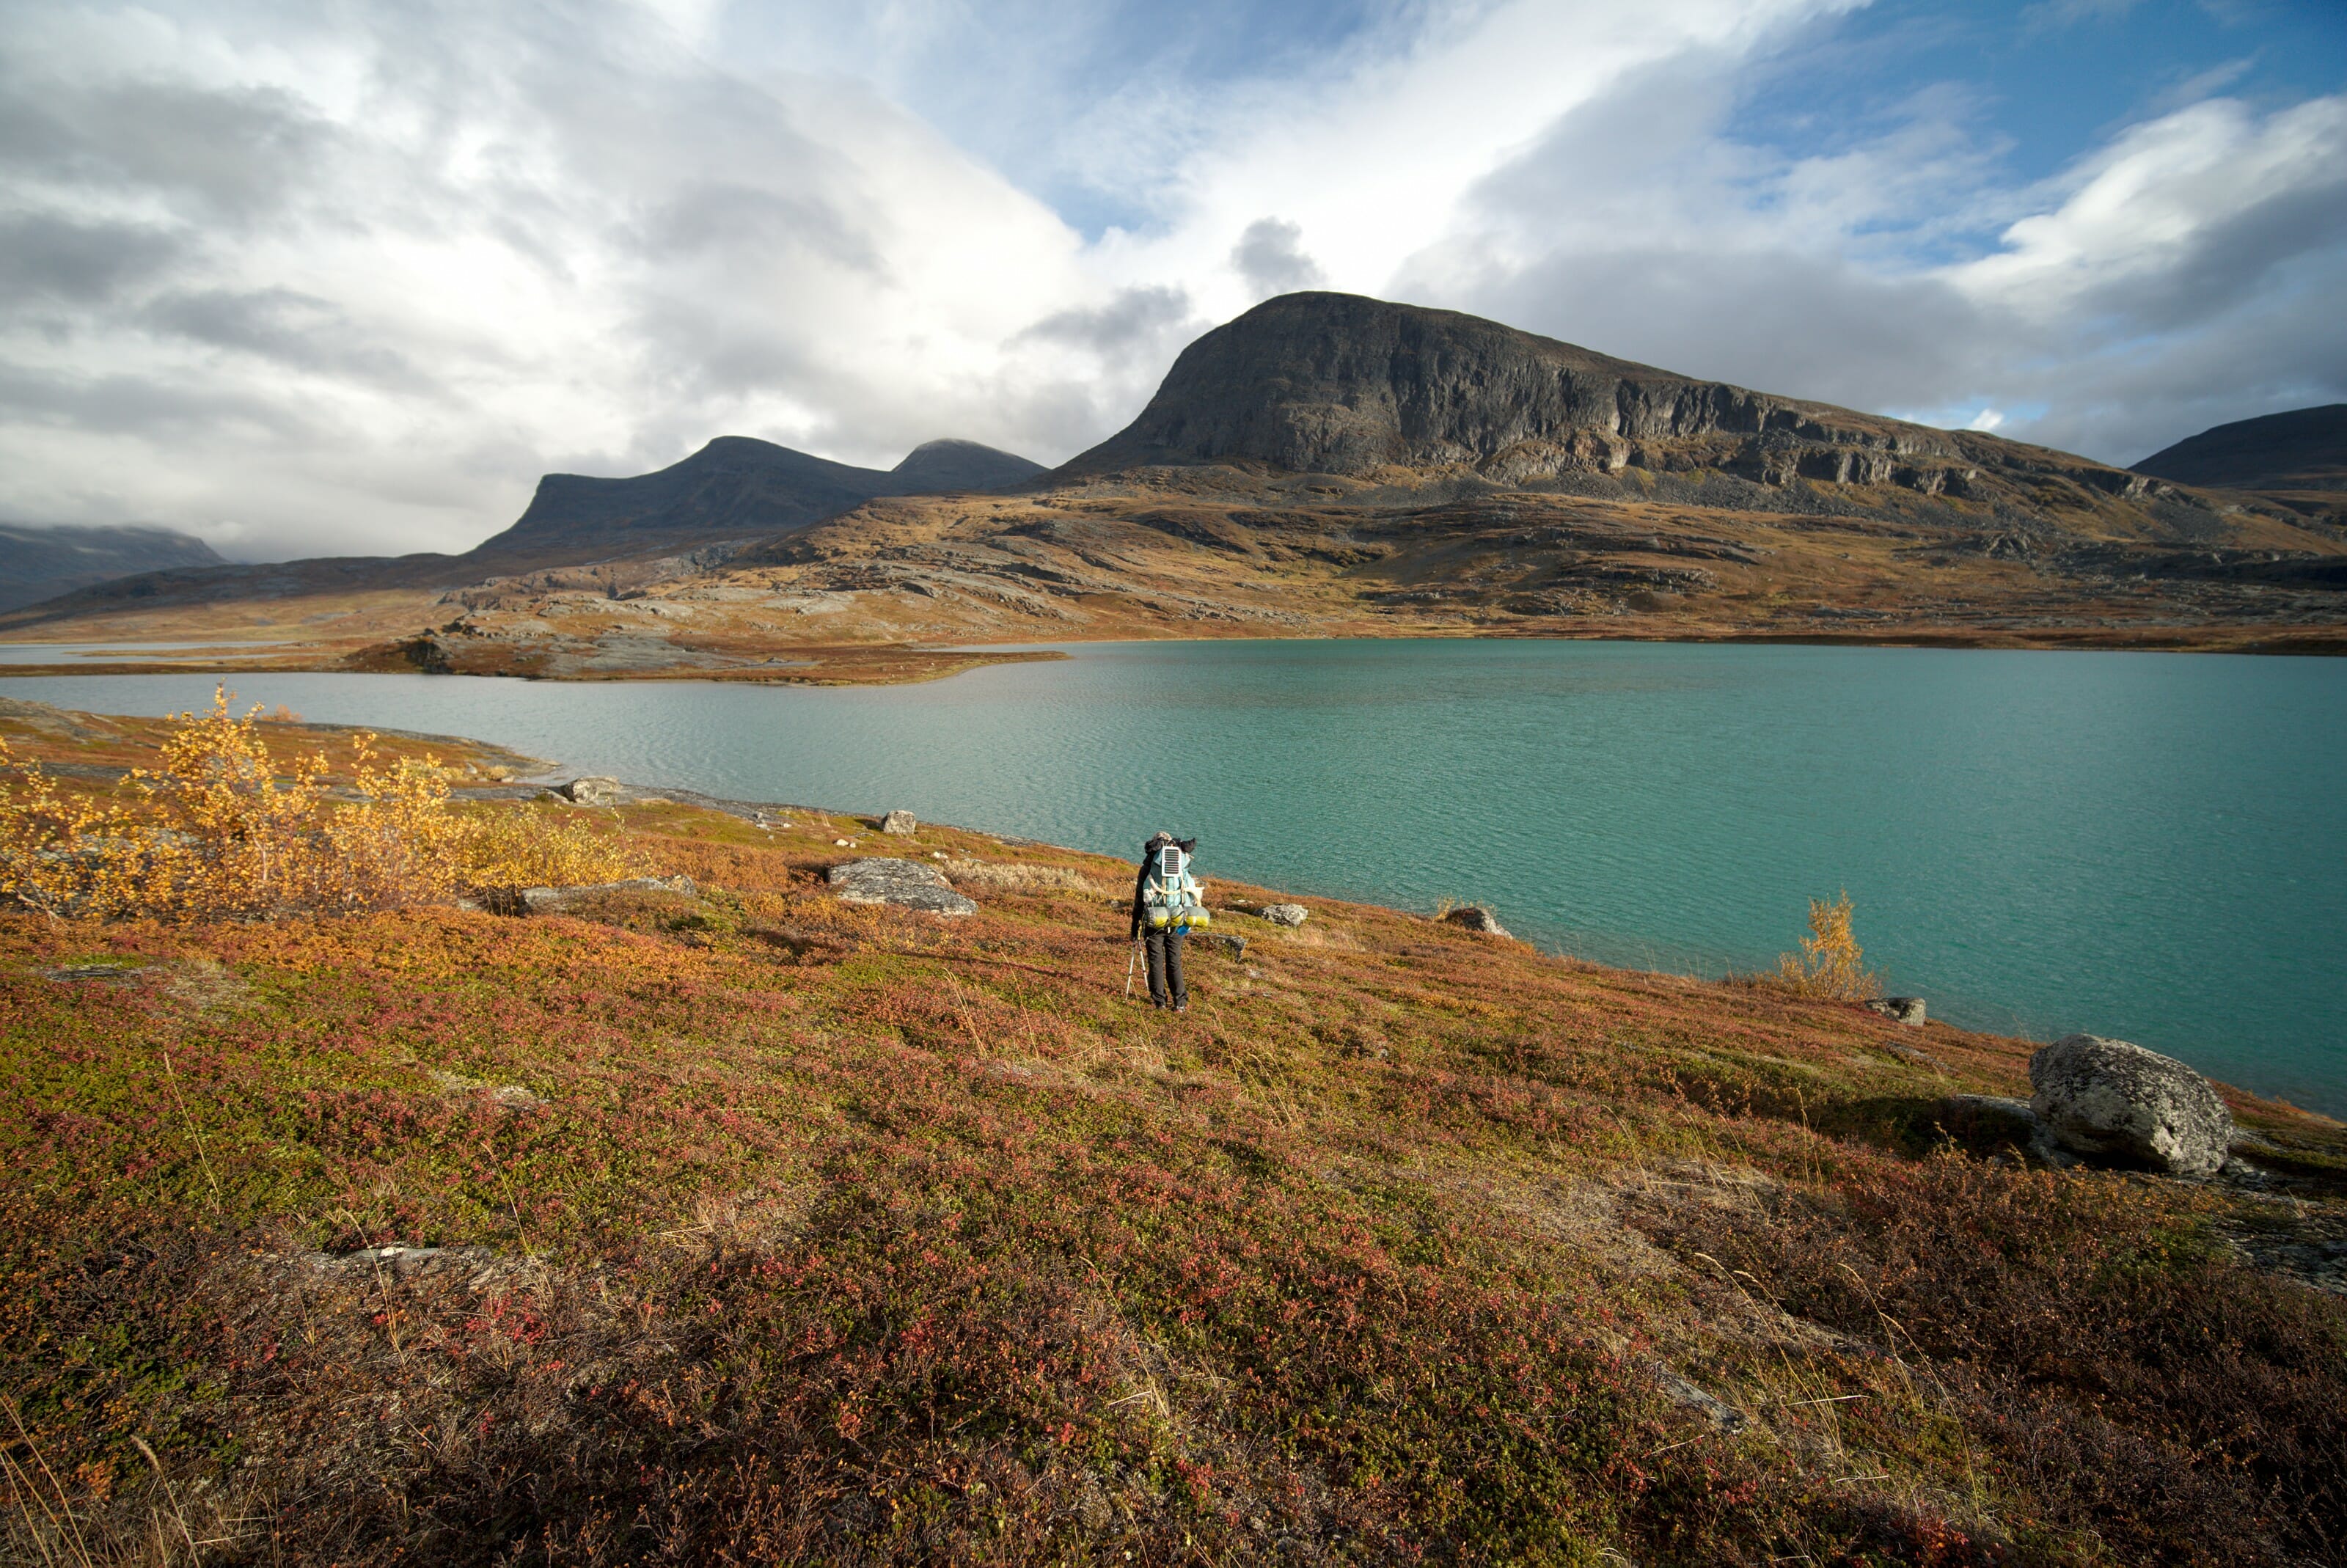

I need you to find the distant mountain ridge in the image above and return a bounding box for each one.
[0,436,1045,622]
[477,436,1045,562]
[0,523,224,613]
[6,293,2342,662]
[2132,405,2346,494]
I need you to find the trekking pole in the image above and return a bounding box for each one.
[1125,937,1140,997]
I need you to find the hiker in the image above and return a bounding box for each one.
[1129,832,1207,1012]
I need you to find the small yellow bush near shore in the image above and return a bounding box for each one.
[1777,888,1881,1001]
[0,688,640,920]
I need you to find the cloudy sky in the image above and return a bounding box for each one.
[2,0,2342,560]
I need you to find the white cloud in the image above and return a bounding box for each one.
[0,0,2340,560]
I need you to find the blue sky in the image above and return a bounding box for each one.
[1,0,2341,558]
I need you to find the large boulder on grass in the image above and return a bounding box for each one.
[828,857,977,917]
[1259,904,1308,928]
[560,777,623,805]
[1444,905,1512,937]
[2028,1033,2231,1178]
[880,810,918,835]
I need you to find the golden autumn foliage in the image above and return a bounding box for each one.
[1776,888,1882,1001]
[0,688,642,920]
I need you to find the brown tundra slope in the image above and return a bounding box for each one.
[5,294,2343,681]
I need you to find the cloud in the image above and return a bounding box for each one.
[1391,31,2347,464]
[1230,218,1325,297]
[2020,0,2145,34]
[0,213,183,307]
[0,0,2338,560]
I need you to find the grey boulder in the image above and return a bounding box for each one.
[881,810,918,835]
[1867,996,1927,1026]
[560,776,623,805]
[1259,904,1308,928]
[829,857,977,917]
[1444,905,1512,937]
[513,875,697,915]
[2029,1033,2231,1178]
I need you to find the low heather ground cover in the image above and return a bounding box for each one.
[4,739,2343,1564]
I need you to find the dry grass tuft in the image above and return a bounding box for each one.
[942,858,1103,897]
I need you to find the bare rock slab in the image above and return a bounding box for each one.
[515,875,697,915]
[2029,1033,2232,1178]
[560,776,623,805]
[829,857,977,917]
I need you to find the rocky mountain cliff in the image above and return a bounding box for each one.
[2133,405,2346,494]
[475,436,1044,563]
[0,523,224,613]
[1061,292,2165,510]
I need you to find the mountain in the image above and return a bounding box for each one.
[2132,405,2346,494]
[0,523,225,613]
[472,436,1044,563]
[5,295,2342,668]
[886,439,1048,493]
[1063,292,2148,506]
[0,435,1044,637]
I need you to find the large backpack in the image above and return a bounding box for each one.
[1141,844,1210,931]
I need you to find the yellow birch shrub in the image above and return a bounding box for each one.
[1776,889,1882,1001]
[457,803,644,890]
[1,688,645,920]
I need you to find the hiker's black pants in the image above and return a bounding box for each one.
[1144,926,1187,1007]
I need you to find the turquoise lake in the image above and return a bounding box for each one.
[6,640,2343,1113]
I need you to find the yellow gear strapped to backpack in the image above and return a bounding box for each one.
[1142,844,1210,931]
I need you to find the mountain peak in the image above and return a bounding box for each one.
[1056,290,1914,478]
[885,439,1047,492]
[467,433,1047,563]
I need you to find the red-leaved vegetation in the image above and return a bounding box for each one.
[3,708,2343,1565]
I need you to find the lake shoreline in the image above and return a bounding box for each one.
[4,618,2346,689]
[7,640,2343,1115]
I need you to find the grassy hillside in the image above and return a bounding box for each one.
[4,719,2345,1564]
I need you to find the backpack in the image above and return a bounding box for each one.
[1141,844,1210,931]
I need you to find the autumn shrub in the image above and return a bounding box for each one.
[455,802,644,890]
[0,689,642,921]
[1775,889,1881,1000]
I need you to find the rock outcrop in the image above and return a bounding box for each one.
[560,777,623,805]
[1867,997,1927,1026]
[508,874,697,915]
[880,810,918,835]
[2029,1033,2233,1178]
[1443,905,1512,937]
[828,857,978,917]
[1259,904,1308,928]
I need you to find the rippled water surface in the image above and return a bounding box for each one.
[7,640,2342,1110]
